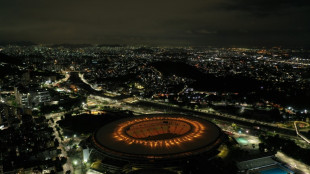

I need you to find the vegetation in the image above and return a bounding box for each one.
[40,95,86,114]
[259,134,310,165]
[57,112,131,134]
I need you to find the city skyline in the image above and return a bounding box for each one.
[1,0,310,47]
[1,44,310,173]
[1,1,310,173]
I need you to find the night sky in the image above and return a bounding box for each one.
[1,0,310,47]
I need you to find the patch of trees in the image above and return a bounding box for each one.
[214,106,283,122]
[57,112,130,134]
[39,95,86,114]
[259,134,310,165]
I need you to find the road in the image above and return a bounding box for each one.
[79,73,101,91]
[47,113,74,173]
[276,152,310,174]
[51,72,70,86]
[294,121,310,144]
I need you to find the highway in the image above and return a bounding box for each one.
[135,100,299,136]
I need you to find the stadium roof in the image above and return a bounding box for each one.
[92,114,224,160]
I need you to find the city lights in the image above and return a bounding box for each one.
[0,0,310,172]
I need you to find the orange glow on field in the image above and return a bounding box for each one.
[113,116,205,148]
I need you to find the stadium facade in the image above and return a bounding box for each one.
[86,114,227,174]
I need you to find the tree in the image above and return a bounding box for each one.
[64,113,72,119]
[54,139,59,147]
[270,108,283,121]
[258,143,265,152]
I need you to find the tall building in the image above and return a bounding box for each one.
[21,71,31,85]
[14,87,31,108]
[14,86,51,109]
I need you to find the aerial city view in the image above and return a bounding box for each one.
[0,1,310,174]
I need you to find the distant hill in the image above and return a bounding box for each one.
[0,52,22,65]
[133,47,154,54]
[51,43,93,48]
[98,44,125,47]
[151,61,260,92]
[0,41,36,46]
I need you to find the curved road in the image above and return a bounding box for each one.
[294,121,310,144]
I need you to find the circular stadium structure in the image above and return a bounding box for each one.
[88,114,226,173]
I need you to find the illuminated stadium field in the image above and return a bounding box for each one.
[91,114,225,161]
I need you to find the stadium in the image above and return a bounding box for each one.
[86,114,227,173]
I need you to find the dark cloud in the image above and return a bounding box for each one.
[0,0,309,47]
[223,0,310,17]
